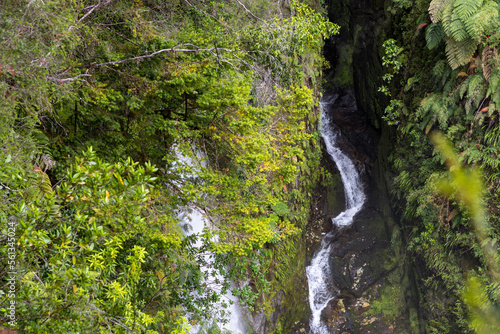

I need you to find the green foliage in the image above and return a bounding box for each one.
[379,39,406,125]
[383,0,500,331]
[1,148,219,332]
[426,22,447,50]
[432,133,500,333]
[0,0,336,331]
[428,0,499,68]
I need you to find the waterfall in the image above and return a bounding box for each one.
[179,207,247,333]
[175,149,247,333]
[306,100,366,333]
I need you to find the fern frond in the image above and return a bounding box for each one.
[484,123,500,147]
[441,0,455,32]
[426,22,446,49]
[464,1,499,40]
[419,94,451,130]
[482,46,498,81]
[420,94,439,119]
[437,95,454,129]
[459,75,473,99]
[454,0,483,22]
[491,90,500,109]
[467,73,486,99]
[430,0,453,23]
[445,37,478,69]
[466,73,487,114]
[445,10,469,41]
[432,59,448,79]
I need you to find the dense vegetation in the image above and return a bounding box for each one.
[0,0,337,333]
[381,0,500,332]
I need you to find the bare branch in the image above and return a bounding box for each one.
[46,73,92,84]
[77,0,116,24]
[72,44,268,69]
[233,0,265,23]
[105,26,141,47]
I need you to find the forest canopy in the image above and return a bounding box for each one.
[0,0,337,332]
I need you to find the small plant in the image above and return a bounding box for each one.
[379,39,405,125]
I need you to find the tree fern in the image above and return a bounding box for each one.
[445,37,478,69]
[430,0,454,23]
[426,22,446,49]
[429,0,499,69]
[445,10,469,41]
[454,0,484,22]
[464,1,499,40]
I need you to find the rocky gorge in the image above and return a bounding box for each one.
[250,0,425,331]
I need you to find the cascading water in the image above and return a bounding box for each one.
[306,99,366,334]
[179,207,246,333]
[175,149,246,333]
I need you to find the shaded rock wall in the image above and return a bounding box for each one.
[316,0,424,332]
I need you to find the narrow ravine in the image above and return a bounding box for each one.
[306,98,366,334]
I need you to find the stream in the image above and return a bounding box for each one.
[306,98,366,334]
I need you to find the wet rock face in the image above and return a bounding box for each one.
[314,0,423,332]
[316,93,418,333]
[323,89,378,181]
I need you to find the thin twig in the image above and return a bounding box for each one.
[72,44,261,69]
[77,0,116,24]
[233,0,265,23]
[46,73,92,84]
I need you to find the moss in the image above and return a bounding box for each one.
[369,274,405,319]
[332,44,354,88]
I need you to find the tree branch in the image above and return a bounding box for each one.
[77,0,116,24]
[72,44,266,69]
[46,73,92,84]
[233,0,266,23]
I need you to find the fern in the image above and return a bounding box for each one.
[467,73,486,99]
[485,123,500,147]
[419,94,454,130]
[464,1,499,40]
[459,75,472,99]
[441,0,456,33]
[485,69,499,116]
[462,72,487,114]
[432,59,449,79]
[491,90,500,113]
[445,10,469,41]
[437,96,455,129]
[454,0,483,22]
[445,37,478,69]
[482,47,498,81]
[430,0,454,23]
[432,60,453,89]
[481,146,500,169]
[426,22,446,49]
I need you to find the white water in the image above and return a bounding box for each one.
[306,101,366,334]
[175,149,246,334]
